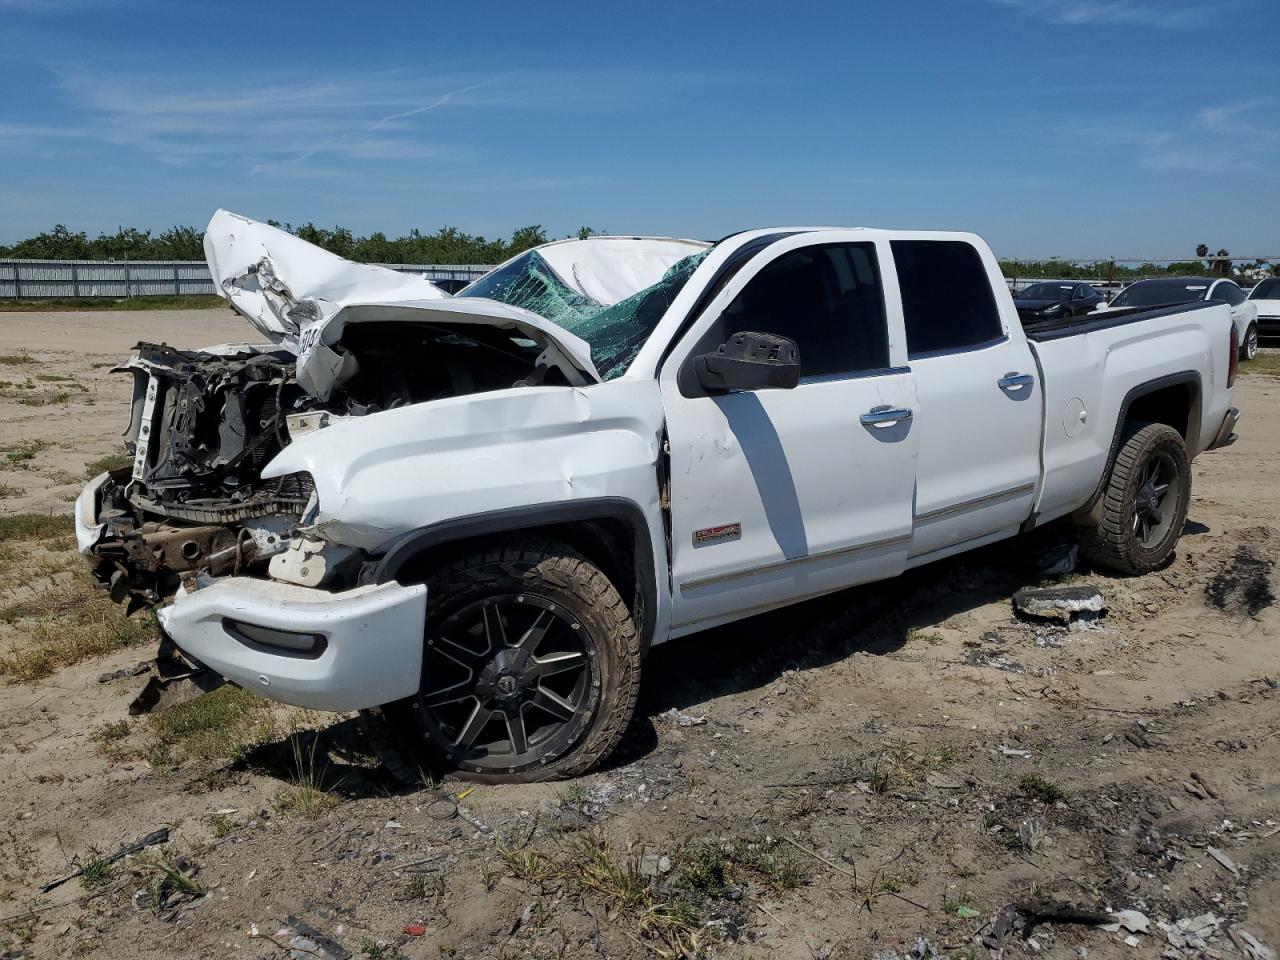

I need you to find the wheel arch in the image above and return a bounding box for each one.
[1075,370,1201,522]
[372,498,660,655]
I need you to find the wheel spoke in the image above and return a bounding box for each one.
[1152,482,1169,496]
[420,682,473,709]
[482,604,507,648]
[530,686,577,722]
[453,703,494,748]
[1133,510,1141,532]
[505,709,530,754]
[513,608,555,653]
[532,650,586,679]
[434,636,486,671]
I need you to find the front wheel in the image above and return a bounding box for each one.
[362,540,641,784]
[1077,421,1191,575]
[1242,322,1259,361]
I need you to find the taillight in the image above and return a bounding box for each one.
[1228,325,1239,388]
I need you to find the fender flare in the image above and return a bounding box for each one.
[372,498,661,654]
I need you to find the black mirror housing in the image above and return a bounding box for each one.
[694,331,801,393]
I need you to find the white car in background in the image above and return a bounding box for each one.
[1246,277,1280,344]
[1101,277,1258,360]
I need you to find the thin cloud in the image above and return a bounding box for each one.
[989,0,1227,27]
[1055,102,1280,174]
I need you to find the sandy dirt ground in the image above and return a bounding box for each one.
[0,309,1277,960]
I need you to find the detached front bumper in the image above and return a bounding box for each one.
[158,576,427,711]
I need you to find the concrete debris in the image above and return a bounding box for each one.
[1158,914,1224,954]
[999,745,1033,758]
[1206,845,1240,875]
[660,707,707,726]
[1019,817,1047,851]
[1124,934,1140,947]
[1102,910,1151,934]
[1013,586,1105,627]
[638,854,672,877]
[1230,929,1276,960]
[1037,543,1079,577]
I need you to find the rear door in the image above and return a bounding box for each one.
[660,234,919,634]
[889,238,1041,561]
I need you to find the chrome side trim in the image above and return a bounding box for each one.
[679,532,911,592]
[914,481,1036,525]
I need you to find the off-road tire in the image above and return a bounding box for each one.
[361,539,641,785]
[1243,322,1259,361]
[1077,421,1190,575]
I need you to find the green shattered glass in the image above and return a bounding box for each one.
[460,249,710,379]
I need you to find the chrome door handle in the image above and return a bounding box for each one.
[860,406,913,426]
[998,372,1035,390]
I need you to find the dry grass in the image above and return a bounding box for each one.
[273,734,341,820]
[144,685,278,766]
[0,538,153,681]
[3,440,50,467]
[498,830,715,954]
[82,452,132,478]
[1242,350,1280,379]
[0,513,73,543]
[0,612,153,681]
[0,353,36,365]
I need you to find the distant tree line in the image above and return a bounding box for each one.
[0,222,607,264]
[4,225,1273,278]
[1001,244,1276,280]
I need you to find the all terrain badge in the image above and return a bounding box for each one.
[693,522,742,546]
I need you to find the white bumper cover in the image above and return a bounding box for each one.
[159,576,427,712]
[75,472,108,555]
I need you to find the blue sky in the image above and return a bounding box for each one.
[0,0,1277,259]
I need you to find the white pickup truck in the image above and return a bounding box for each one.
[77,211,1241,782]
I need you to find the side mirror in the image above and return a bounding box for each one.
[694,331,801,393]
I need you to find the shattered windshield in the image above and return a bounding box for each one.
[459,249,710,379]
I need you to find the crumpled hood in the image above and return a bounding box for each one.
[203,209,599,399]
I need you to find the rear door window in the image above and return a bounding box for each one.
[891,240,1003,357]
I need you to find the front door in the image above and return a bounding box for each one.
[659,236,920,635]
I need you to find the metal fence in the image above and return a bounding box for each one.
[0,259,493,299]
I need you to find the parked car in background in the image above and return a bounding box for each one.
[1101,277,1258,360]
[1013,281,1103,323]
[1246,277,1280,342]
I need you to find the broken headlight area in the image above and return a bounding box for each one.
[88,476,311,609]
[88,340,319,607]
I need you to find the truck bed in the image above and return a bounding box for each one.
[1021,300,1220,341]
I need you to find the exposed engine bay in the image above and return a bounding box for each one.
[88,323,555,608]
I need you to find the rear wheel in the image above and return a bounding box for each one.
[1077,421,1191,575]
[1243,322,1259,361]
[362,539,641,784]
